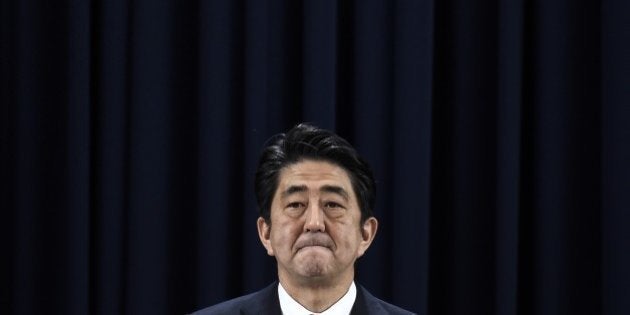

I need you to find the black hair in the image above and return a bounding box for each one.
[254,123,375,224]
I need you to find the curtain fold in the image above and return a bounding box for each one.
[601,1,630,314]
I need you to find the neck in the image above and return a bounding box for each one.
[278,272,354,313]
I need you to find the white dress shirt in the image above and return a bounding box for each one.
[278,281,357,315]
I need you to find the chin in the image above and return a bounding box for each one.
[292,247,336,277]
[300,262,326,277]
[295,256,331,278]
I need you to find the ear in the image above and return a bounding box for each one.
[257,217,274,256]
[357,217,378,257]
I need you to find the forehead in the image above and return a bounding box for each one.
[276,160,354,196]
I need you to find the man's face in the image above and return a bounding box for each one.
[257,159,378,286]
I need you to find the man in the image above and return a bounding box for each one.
[193,123,415,314]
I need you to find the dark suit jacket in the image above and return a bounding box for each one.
[192,282,416,315]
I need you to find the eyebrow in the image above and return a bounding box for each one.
[281,185,308,198]
[280,184,350,201]
[320,185,350,201]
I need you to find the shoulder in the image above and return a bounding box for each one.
[191,293,256,315]
[357,284,417,315]
[191,283,279,315]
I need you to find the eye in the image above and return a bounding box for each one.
[287,202,306,209]
[324,202,342,209]
[284,202,306,217]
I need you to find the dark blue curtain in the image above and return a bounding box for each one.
[1,0,629,314]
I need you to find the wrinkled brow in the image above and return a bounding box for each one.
[320,185,349,201]
[281,185,307,198]
[280,184,349,201]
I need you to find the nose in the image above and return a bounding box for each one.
[304,202,325,232]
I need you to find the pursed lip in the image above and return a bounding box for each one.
[294,235,334,252]
[298,244,329,251]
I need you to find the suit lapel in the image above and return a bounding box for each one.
[244,282,383,315]
[242,282,282,315]
[350,284,369,315]
[351,284,389,315]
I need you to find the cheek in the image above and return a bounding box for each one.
[270,221,302,250]
[331,225,362,251]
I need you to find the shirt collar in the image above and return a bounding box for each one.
[277,281,357,315]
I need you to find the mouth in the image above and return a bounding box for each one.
[295,237,334,252]
[296,245,332,255]
[298,244,329,250]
